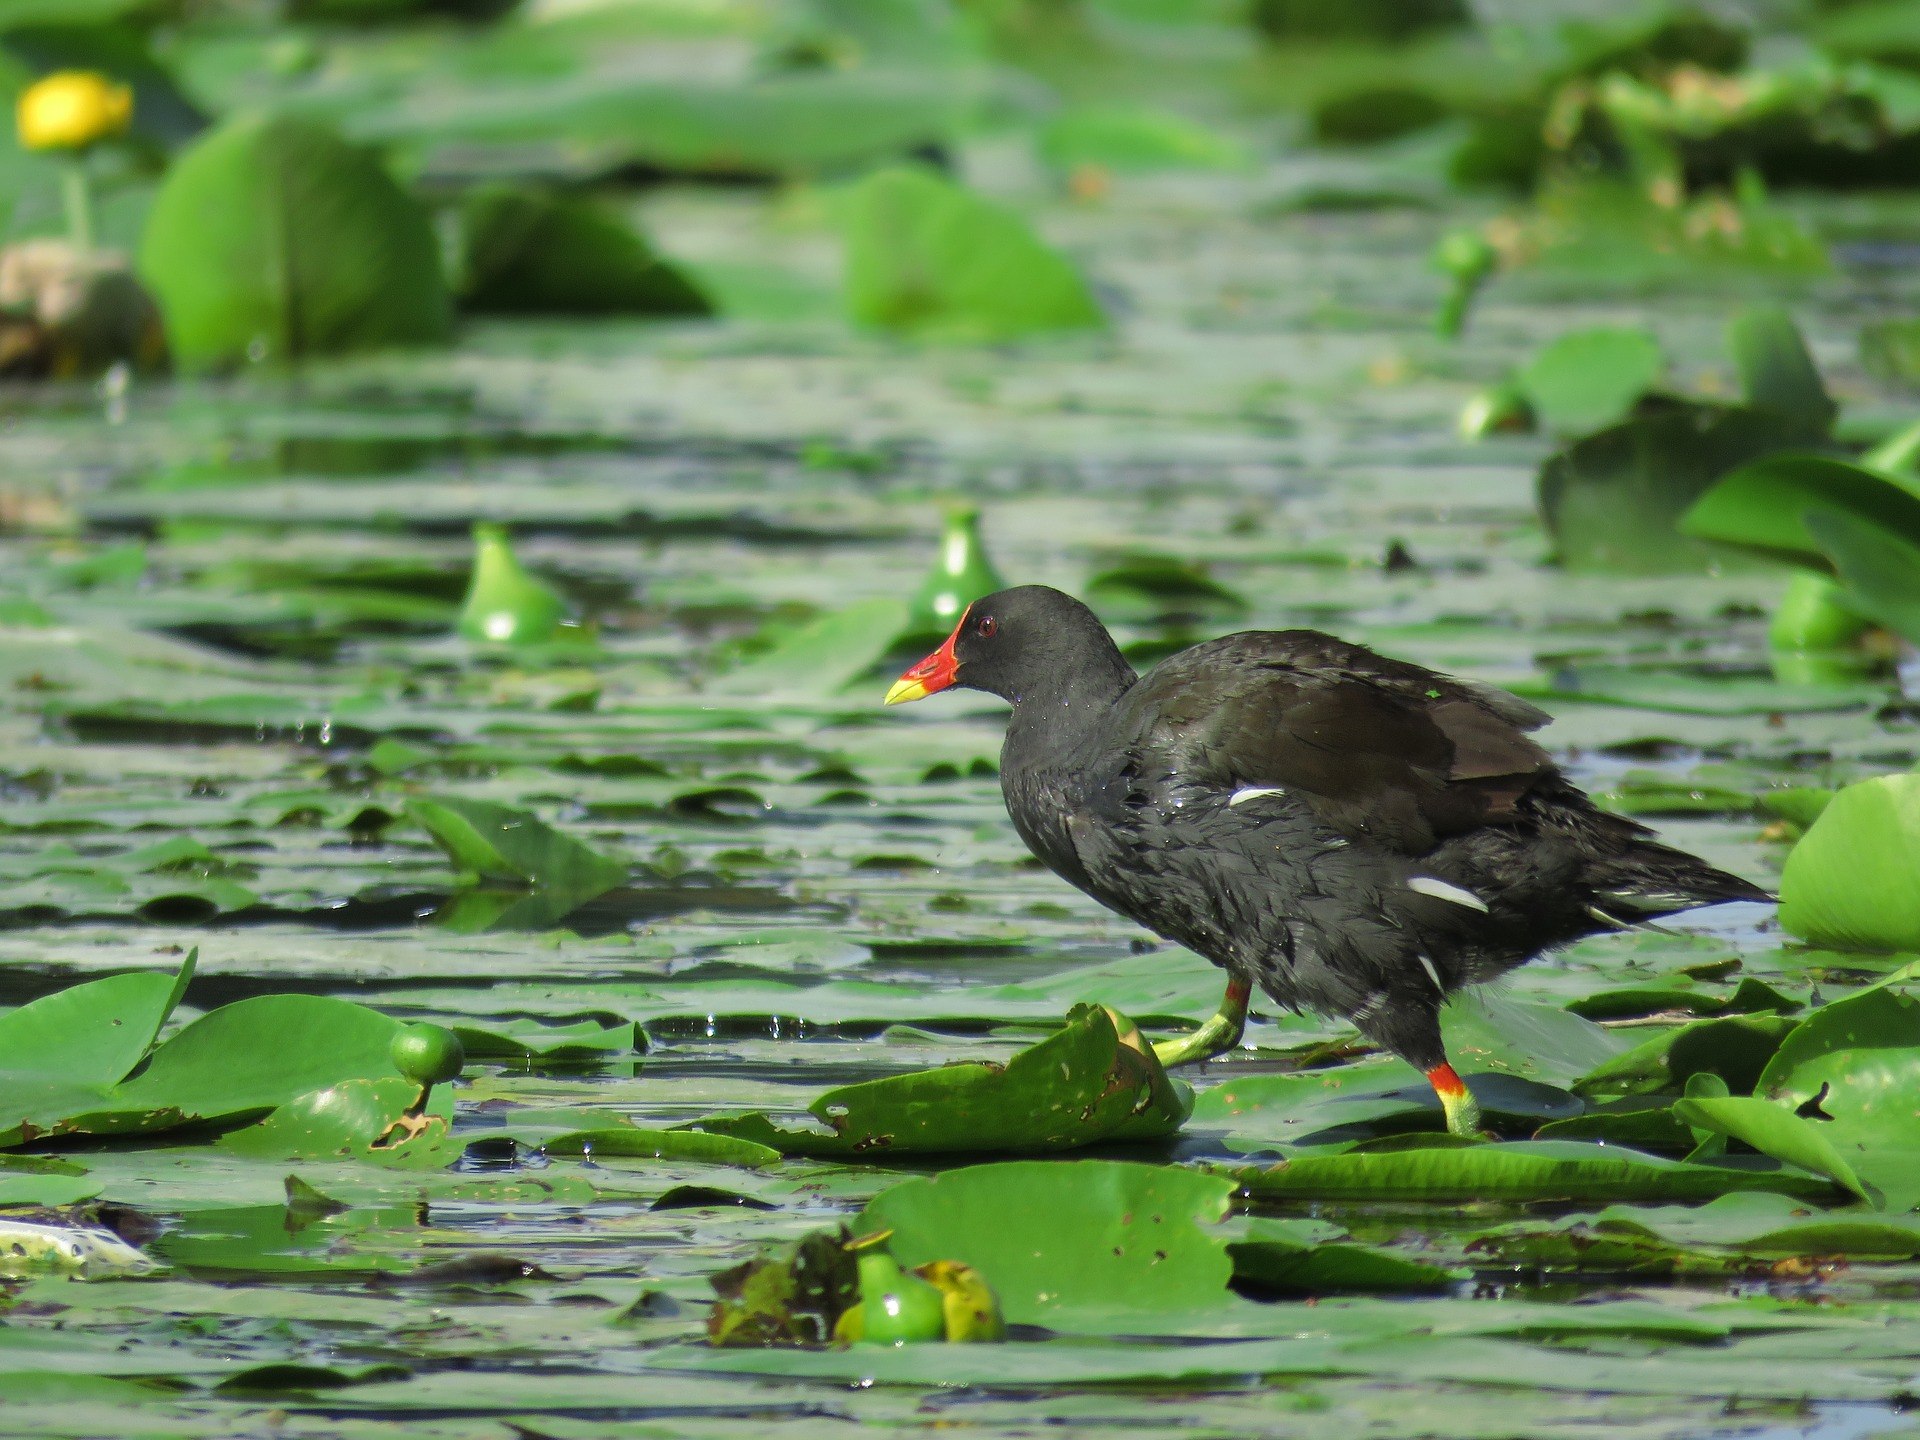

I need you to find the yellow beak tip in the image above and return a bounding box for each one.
[884,679,929,706]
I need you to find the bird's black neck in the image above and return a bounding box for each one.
[1000,642,1137,775]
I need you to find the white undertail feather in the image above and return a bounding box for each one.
[1229,786,1286,807]
[1407,876,1489,912]
[1418,955,1445,993]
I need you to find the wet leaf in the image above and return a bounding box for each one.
[541,1126,778,1169]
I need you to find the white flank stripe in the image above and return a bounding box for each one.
[1408,877,1488,912]
[1228,786,1286,807]
[1418,955,1445,992]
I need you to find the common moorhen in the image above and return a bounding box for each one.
[885,586,1769,1136]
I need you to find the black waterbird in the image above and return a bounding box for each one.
[885,585,1769,1135]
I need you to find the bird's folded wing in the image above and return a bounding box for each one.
[1119,632,1555,854]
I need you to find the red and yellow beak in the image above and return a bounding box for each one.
[885,613,965,705]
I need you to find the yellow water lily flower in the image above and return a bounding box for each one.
[17,71,133,152]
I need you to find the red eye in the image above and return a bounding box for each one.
[977,615,997,638]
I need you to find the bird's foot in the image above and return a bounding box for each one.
[1426,1062,1485,1139]
[1150,978,1251,1068]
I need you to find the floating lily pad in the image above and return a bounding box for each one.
[405,794,628,907]
[859,1160,1236,1330]
[694,1005,1192,1157]
[1235,1139,1839,1203]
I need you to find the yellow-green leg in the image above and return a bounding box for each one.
[1152,978,1251,1067]
[1427,1062,1482,1138]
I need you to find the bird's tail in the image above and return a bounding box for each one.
[1586,837,1773,922]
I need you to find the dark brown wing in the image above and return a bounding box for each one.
[1118,630,1556,853]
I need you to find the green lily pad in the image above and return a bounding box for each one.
[1516,326,1664,434]
[1756,987,1920,1209]
[1575,1014,1798,1099]
[0,950,192,1090]
[694,1005,1192,1157]
[858,1160,1236,1330]
[1669,1095,1869,1203]
[1538,401,1810,573]
[217,1076,458,1169]
[1235,1139,1841,1203]
[1038,106,1246,174]
[1680,453,1920,571]
[455,184,712,317]
[1728,306,1836,438]
[840,165,1105,340]
[405,794,628,899]
[139,112,452,367]
[1779,775,1920,952]
[1229,1217,1464,1294]
[114,994,404,1124]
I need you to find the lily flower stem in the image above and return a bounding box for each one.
[61,154,94,253]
